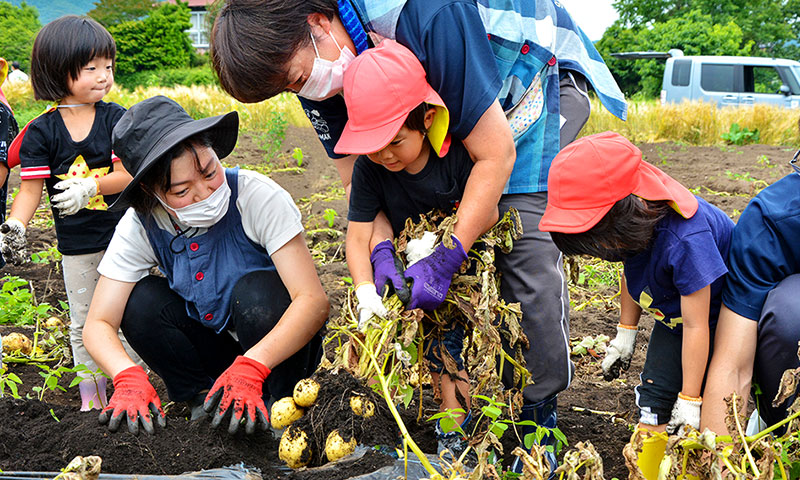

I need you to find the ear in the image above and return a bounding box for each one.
[306,13,332,36]
[423,107,437,130]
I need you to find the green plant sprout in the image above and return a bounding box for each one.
[0,370,23,398]
[30,245,62,264]
[757,154,775,169]
[29,364,74,402]
[721,123,760,146]
[0,276,58,326]
[292,147,304,167]
[322,208,338,228]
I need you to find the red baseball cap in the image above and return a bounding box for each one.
[539,131,698,233]
[334,39,450,156]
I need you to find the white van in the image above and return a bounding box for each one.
[661,52,800,108]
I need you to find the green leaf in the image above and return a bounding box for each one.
[482,405,503,420]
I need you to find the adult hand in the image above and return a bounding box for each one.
[355,282,388,330]
[0,218,27,265]
[51,178,97,216]
[601,324,637,380]
[203,355,271,434]
[666,393,702,434]
[370,240,409,303]
[99,365,166,435]
[403,235,467,311]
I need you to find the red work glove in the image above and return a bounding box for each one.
[98,365,166,435]
[203,355,271,434]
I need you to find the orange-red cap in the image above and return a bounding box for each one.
[539,131,698,233]
[334,39,450,157]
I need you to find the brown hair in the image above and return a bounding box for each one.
[549,195,673,262]
[211,0,339,103]
[30,16,116,102]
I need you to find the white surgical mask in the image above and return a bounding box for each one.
[297,31,355,101]
[157,179,231,228]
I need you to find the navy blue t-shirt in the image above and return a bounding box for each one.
[299,0,501,159]
[623,196,734,334]
[723,173,800,321]
[348,140,473,233]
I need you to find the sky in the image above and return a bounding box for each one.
[559,0,620,42]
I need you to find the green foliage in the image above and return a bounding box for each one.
[0,371,23,399]
[29,364,73,402]
[256,112,288,161]
[116,65,217,89]
[0,276,56,325]
[292,147,304,167]
[30,245,62,264]
[5,0,95,25]
[322,208,337,228]
[109,2,193,76]
[722,123,761,145]
[596,9,751,97]
[0,2,41,71]
[87,0,153,27]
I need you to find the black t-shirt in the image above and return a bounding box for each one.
[348,140,473,233]
[18,101,126,255]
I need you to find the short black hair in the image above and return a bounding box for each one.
[549,195,674,262]
[403,103,432,133]
[211,0,338,103]
[128,133,215,216]
[11,61,21,70]
[30,15,116,102]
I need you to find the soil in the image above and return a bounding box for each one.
[1,125,796,479]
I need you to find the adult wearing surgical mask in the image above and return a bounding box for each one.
[83,96,329,435]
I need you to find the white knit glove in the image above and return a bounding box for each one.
[667,393,702,434]
[0,217,27,265]
[355,282,388,330]
[601,324,638,380]
[51,177,98,216]
[405,231,437,267]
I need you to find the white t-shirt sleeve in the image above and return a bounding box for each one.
[98,208,159,282]
[236,169,304,255]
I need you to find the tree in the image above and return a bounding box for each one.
[0,2,41,71]
[110,2,193,76]
[87,0,154,28]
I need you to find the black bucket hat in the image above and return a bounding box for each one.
[110,95,239,209]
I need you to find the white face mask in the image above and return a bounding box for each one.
[297,31,355,101]
[157,178,231,228]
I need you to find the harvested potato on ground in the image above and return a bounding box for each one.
[325,429,356,462]
[279,425,312,469]
[349,395,374,418]
[271,396,304,429]
[293,378,320,407]
[3,332,33,355]
[45,317,66,329]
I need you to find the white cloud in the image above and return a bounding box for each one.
[559,0,620,42]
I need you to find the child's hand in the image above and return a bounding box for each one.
[666,393,702,434]
[601,323,638,380]
[51,178,98,216]
[354,282,388,330]
[370,240,410,303]
[404,235,467,311]
[0,218,27,265]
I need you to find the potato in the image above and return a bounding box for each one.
[270,396,304,429]
[325,429,356,462]
[293,378,320,407]
[2,332,32,355]
[349,395,374,418]
[44,317,65,329]
[279,425,312,469]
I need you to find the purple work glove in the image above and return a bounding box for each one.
[403,235,467,311]
[370,240,410,304]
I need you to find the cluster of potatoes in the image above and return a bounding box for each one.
[2,332,33,355]
[273,377,376,469]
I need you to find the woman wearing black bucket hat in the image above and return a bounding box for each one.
[83,96,329,435]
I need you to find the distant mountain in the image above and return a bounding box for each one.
[5,0,97,25]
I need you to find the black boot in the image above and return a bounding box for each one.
[511,394,559,477]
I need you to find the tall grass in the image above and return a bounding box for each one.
[582,96,800,147]
[4,80,800,146]
[3,81,308,130]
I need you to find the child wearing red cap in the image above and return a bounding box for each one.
[539,131,734,475]
[335,39,498,461]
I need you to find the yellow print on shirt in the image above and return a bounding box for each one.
[637,289,682,329]
[55,155,109,211]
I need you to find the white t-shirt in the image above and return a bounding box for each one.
[8,69,28,83]
[99,169,303,283]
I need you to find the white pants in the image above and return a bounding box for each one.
[62,251,143,377]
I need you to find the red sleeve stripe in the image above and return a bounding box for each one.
[20,166,51,179]
[111,151,120,162]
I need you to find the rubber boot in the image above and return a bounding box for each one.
[79,376,108,411]
[511,395,559,477]
[637,430,667,480]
